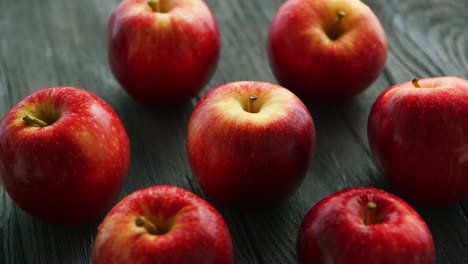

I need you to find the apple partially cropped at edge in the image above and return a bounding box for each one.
[297,187,436,264]
[368,77,468,205]
[92,185,233,264]
[187,81,315,207]
[108,0,220,105]
[0,87,130,224]
[268,0,387,102]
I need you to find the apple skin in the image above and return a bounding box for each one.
[108,0,220,105]
[368,77,468,205]
[187,81,315,207]
[297,187,436,264]
[268,0,387,102]
[0,87,130,224]
[92,185,233,264]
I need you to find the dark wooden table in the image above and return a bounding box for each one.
[1,0,467,263]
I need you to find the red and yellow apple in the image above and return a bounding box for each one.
[108,0,220,105]
[268,0,387,102]
[92,185,233,264]
[0,87,130,224]
[186,81,315,207]
[297,187,436,264]
[368,77,468,205]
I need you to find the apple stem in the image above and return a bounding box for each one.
[148,0,160,12]
[23,114,48,127]
[135,216,159,234]
[412,78,421,88]
[336,11,346,24]
[364,201,377,225]
[330,11,346,39]
[248,95,257,113]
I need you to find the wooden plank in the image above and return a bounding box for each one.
[343,1,468,263]
[0,0,467,263]
[341,1,468,263]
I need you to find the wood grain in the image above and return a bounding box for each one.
[1,0,467,263]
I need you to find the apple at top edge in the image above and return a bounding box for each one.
[0,87,130,224]
[92,185,233,264]
[108,0,220,106]
[187,81,315,207]
[368,77,468,205]
[297,187,436,264]
[268,0,387,102]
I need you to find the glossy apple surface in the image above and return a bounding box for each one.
[92,185,233,264]
[297,187,435,264]
[268,0,387,102]
[108,0,220,105]
[187,81,315,207]
[368,77,468,205]
[0,87,130,224]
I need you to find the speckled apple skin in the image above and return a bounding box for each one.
[0,87,130,224]
[268,0,387,102]
[297,187,435,264]
[368,77,468,205]
[108,0,220,105]
[187,81,315,207]
[92,185,233,264]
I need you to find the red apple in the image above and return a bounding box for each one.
[268,0,387,102]
[0,87,130,224]
[186,81,315,207]
[108,0,220,105]
[297,187,436,264]
[368,77,468,205]
[92,185,233,264]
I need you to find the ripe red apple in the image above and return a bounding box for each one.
[368,77,468,205]
[297,187,436,264]
[186,81,315,207]
[108,0,220,105]
[0,87,130,224]
[92,185,233,264]
[268,0,387,102]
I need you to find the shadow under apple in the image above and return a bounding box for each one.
[110,91,199,198]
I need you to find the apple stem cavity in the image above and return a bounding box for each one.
[248,95,257,113]
[364,201,377,225]
[23,114,48,127]
[412,78,421,88]
[148,0,161,12]
[135,216,159,235]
